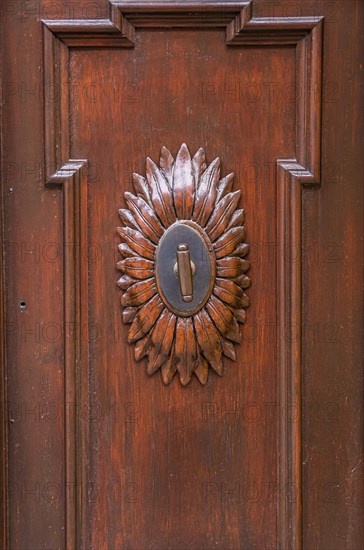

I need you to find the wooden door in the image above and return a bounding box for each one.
[1,1,363,549]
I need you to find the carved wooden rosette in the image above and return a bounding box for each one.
[117,144,250,385]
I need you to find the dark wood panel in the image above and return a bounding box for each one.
[1,1,363,549]
[1,3,68,548]
[41,2,323,545]
[299,0,364,547]
[69,32,293,548]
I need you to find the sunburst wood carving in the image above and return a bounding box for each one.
[117,144,250,385]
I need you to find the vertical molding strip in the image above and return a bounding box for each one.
[42,6,135,545]
[46,162,88,548]
[0,26,9,545]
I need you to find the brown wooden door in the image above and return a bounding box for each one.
[1,1,363,549]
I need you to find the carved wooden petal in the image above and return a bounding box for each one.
[205,295,241,343]
[233,273,251,289]
[192,147,206,182]
[124,192,164,244]
[117,226,156,260]
[117,243,135,258]
[216,172,234,203]
[121,278,157,307]
[117,257,154,280]
[117,274,138,290]
[227,208,245,230]
[216,257,250,278]
[122,306,138,324]
[173,143,195,220]
[119,208,140,231]
[231,308,246,323]
[205,191,241,242]
[234,243,250,257]
[132,173,152,206]
[161,343,177,385]
[134,332,152,361]
[128,296,164,343]
[194,309,223,375]
[214,226,246,259]
[220,338,237,361]
[147,310,176,375]
[194,354,209,385]
[214,278,250,309]
[193,157,220,226]
[175,318,197,386]
[117,144,250,385]
[146,157,176,227]
[159,146,174,187]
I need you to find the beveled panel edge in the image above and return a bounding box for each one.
[274,23,322,547]
[41,0,323,42]
[46,159,90,550]
[42,3,135,47]
[42,22,91,550]
[0,97,9,550]
[227,1,323,44]
[111,0,248,27]
[41,0,249,44]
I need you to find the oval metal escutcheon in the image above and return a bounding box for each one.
[155,221,216,316]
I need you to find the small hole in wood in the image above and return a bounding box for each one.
[19,300,26,310]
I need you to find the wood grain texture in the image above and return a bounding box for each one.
[10,2,318,548]
[30,4,318,548]
[0,75,7,548]
[1,0,363,549]
[300,2,363,547]
[66,26,286,545]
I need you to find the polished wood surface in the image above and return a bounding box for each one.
[1,1,363,549]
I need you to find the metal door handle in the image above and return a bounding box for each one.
[176,244,194,302]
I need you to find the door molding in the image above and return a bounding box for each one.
[40,2,324,548]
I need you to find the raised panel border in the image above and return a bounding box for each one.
[41,2,324,549]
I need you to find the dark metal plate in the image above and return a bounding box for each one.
[155,221,215,316]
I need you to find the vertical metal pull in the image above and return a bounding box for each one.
[176,244,193,302]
